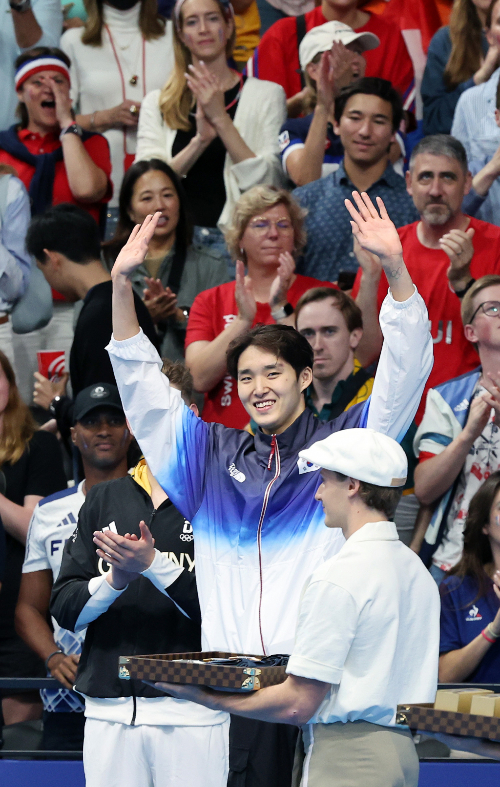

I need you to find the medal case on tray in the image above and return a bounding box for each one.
[118,651,289,692]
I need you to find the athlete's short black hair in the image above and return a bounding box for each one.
[334,77,403,132]
[26,203,101,264]
[226,324,313,380]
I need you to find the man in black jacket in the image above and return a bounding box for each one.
[26,203,159,442]
[50,362,229,787]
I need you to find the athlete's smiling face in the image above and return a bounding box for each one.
[237,346,312,435]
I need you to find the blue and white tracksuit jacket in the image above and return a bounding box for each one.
[414,366,481,563]
[107,287,432,657]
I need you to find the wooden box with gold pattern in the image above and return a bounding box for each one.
[118,651,288,692]
[396,689,500,742]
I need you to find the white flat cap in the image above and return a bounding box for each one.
[299,21,380,71]
[299,428,407,488]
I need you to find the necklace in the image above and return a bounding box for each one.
[105,24,146,88]
[105,24,147,167]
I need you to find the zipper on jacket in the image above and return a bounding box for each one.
[257,434,281,655]
[267,434,277,471]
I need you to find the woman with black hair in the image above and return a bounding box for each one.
[439,470,500,682]
[103,158,228,360]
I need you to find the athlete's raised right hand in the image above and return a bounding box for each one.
[111,212,161,280]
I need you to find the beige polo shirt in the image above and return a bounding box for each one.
[287,521,440,726]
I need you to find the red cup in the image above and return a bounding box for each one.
[37,350,66,381]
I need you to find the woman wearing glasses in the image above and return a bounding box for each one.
[414,275,500,583]
[185,185,338,428]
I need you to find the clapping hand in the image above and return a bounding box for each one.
[316,51,336,112]
[441,228,475,291]
[481,371,500,426]
[489,572,500,636]
[143,277,178,322]
[462,392,492,443]
[330,41,363,93]
[111,213,161,280]
[345,192,403,261]
[94,521,155,577]
[269,252,295,314]
[235,259,257,324]
[186,61,226,125]
[33,371,69,410]
[195,103,217,144]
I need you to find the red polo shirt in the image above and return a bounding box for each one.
[0,128,112,226]
[0,128,112,300]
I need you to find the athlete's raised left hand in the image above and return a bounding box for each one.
[344,192,403,261]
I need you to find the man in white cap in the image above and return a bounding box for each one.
[279,21,380,186]
[158,427,440,787]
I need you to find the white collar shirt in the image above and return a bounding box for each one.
[287,521,440,727]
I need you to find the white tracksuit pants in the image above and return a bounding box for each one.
[83,717,229,787]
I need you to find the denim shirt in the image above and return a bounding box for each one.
[294,160,419,282]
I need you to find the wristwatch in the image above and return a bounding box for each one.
[9,0,32,12]
[59,122,83,141]
[49,395,62,417]
[271,302,294,321]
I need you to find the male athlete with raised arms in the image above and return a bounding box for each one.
[100,192,433,786]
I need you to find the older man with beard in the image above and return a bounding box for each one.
[353,134,500,422]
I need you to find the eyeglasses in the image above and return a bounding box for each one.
[469,300,500,323]
[247,217,293,233]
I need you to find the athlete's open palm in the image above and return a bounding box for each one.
[112,212,161,279]
[345,192,403,260]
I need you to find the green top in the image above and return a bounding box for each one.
[129,243,229,362]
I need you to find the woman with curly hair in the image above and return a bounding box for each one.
[439,470,500,682]
[185,185,338,428]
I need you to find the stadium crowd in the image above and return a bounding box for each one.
[2,0,500,784]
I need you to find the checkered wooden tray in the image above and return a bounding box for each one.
[118,651,288,692]
[396,704,500,742]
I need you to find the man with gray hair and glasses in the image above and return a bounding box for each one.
[353,134,500,423]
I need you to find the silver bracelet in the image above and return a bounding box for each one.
[45,649,64,670]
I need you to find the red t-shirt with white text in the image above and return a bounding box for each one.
[352,218,500,422]
[0,129,112,301]
[186,275,338,429]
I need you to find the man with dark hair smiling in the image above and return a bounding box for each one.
[102,192,432,786]
[157,428,439,787]
[294,77,418,283]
